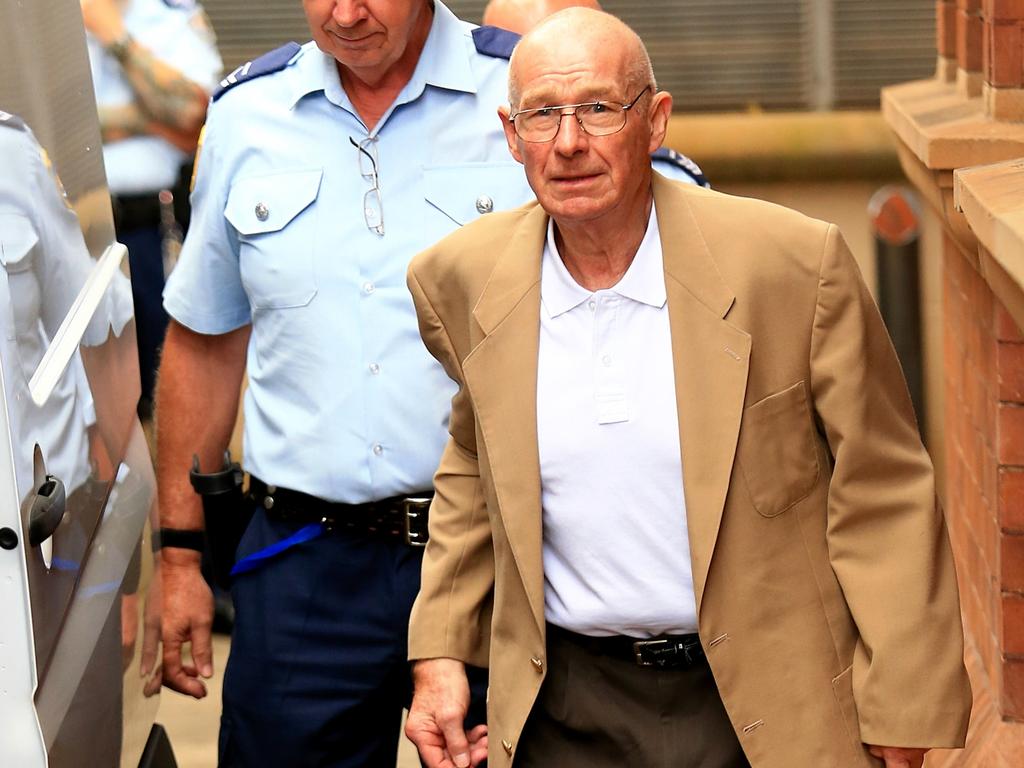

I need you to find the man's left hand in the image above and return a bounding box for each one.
[868,745,930,768]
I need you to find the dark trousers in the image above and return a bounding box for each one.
[119,225,168,418]
[220,509,487,767]
[516,627,750,768]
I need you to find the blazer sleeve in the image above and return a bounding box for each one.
[406,265,495,668]
[809,225,971,747]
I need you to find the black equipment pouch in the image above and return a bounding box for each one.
[189,452,248,590]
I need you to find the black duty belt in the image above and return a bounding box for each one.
[547,623,706,669]
[249,476,432,548]
[112,192,163,232]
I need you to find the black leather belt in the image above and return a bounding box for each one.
[112,192,163,232]
[547,623,705,669]
[249,477,432,547]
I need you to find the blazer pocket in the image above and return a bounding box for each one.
[737,380,820,517]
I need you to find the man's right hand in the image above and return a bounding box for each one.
[161,551,214,698]
[406,658,488,768]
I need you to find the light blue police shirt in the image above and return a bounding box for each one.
[87,0,222,195]
[164,3,533,503]
[0,112,134,497]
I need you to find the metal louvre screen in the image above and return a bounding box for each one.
[833,0,935,108]
[201,0,934,111]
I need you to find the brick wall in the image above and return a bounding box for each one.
[981,0,1024,117]
[941,232,1024,727]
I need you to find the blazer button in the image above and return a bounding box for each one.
[530,656,543,672]
[502,739,513,756]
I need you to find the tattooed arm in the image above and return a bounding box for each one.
[99,103,201,153]
[82,0,211,144]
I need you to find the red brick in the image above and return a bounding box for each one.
[1002,468,1024,530]
[983,0,1024,21]
[1001,532,1024,591]
[998,404,1024,465]
[999,343,1024,403]
[1004,594,1024,655]
[987,20,1024,86]
[996,305,1024,342]
[940,1,959,57]
[960,10,987,71]
[1002,657,1024,719]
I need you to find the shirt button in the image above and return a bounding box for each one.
[254,202,269,221]
[363,281,375,294]
[475,194,494,214]
[588,300,597,311]
[530,656,543,672]
[369,363,380,375]
[602,354,612,366]
[372,443,383,456]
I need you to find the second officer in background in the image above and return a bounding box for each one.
[84,0,222,419]
[156,1,533,765]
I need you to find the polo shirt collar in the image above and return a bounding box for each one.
[541,202,667,318]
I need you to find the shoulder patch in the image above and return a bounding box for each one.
[213,42,302,102]
[0,110,26,131]
[472,25,520,60]
[652,147,711,189]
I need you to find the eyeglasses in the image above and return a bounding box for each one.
[350,135,384,236]
[508,85,651,144]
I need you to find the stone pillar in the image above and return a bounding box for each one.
[983,0,1024,119]
[884,2,1024,764]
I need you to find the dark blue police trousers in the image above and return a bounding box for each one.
[219,508,487,767]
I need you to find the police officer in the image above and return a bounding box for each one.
[155,1,532,765]
[482,0,712,188]
[84,0,222,418]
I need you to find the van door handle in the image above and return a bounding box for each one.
[28,474,66,547]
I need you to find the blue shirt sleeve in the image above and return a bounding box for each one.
[163,107,252,334]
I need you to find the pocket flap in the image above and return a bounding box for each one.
[424,162,532,226]
[0,212,39,270]
[225,169,323,235]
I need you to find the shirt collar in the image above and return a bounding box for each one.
[288,1,476,109]
[541,202,667,318]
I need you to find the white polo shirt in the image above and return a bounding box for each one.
[537,203,698,638]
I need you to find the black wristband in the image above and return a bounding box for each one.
[158,527,206,552]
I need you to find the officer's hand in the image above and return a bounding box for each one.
[406,658,487,768]
[160,551,214,699]
[80,0,126,47]
[867,745,930,768]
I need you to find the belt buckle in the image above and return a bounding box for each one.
[402,497,431,548]
[632,638,670,667]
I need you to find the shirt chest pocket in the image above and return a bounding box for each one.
[423,162,533,227]
[0,213,44,377]
[736,380,821,517]
[225,169,322,310]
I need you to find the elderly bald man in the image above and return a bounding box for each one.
[404,8,970,768]
[482,0,710,188]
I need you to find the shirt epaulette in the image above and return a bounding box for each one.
[472,25,519,60]
[213,42,303,102]
[0,110,25,131]
[652,147,711,189]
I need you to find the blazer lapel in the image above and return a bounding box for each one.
[463,204,548,637]
[654,174,751,615]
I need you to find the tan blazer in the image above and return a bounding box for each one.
[407,173,971,767]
